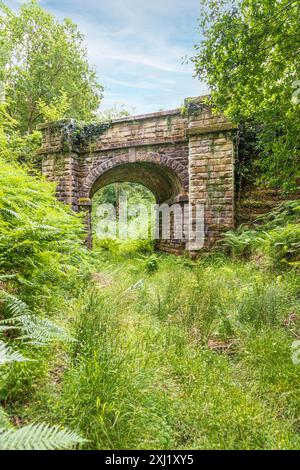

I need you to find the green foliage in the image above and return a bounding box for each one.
[192,0,300,190]
[0,102,14,149]
[0,340,29,365]
[92,182,156,257]
[259,224,300,268]
[94,238,120,254]
[223,200,300,266]
[47,253,300,450]
[6,130,41,167]
[0,422,85,450]
[0,297,83,450]
[144,254,159,274]
[223,227,259,257]
[0,156,298,449]
[0,155,90,326]
[0,31,9,93]
[94,238,154,258]
[97,104,131,121]
[256,200,300,228]
[119,239,154,257]
[0,157,85,279]
[92,182,155,218]
[0,0,102,133]
[37,90,71,123]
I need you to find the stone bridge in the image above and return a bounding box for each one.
[39,96,236,255]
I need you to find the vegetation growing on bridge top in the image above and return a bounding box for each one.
[181,96,210,117]
[45,118,113,153]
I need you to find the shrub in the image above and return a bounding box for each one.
[144,254,159,274]
[0,157,88,305]
[223,201,300,267]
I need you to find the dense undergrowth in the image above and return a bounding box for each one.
[18,250,300,450]
[0,157,91,448]
[1,158,300,450]
[223,200,300,269]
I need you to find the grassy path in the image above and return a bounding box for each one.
[23,252,300,449]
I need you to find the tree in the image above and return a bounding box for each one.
[0,30,9,102]
[192,0,300,191]
[0,0,102,133]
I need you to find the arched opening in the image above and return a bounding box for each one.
[88,161,187,254]
[92,182,156,252]
[89,162,185,204]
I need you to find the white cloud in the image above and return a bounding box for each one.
[102,76,172,91]
[67,11,195,74]
[6,0,208,113]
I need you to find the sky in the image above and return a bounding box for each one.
[6,0,207,115]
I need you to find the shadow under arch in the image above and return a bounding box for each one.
[87,161,186,204]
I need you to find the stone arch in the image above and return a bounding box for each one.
[82,153,188,203]
[39,98,237,254]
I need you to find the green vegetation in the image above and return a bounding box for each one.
[1,156,298,449]
[0,156,91,449]
[192,0,300,191]
[10,244,300,450]
[0,0,299,452]
[0,0,102,133]
[92,183,155,244]
[223,200,300,268]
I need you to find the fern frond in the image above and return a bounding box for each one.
[0,423,86,450]
[0,315,75,345]
[16,315,75,345]
[0,292,75,345]
[0,340,29,365]
[0,291,31,317]
[125,279,144,292]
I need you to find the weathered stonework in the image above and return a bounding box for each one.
[38,96,237,254]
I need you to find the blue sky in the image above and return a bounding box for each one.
[6,0,207,114]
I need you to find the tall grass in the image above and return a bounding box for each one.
[35,250,300,450]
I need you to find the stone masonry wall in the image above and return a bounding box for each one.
[39,97,237,254]
[187,103,235,249]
